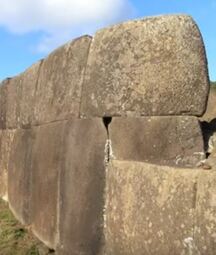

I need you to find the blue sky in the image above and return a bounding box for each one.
[0,0,215,81]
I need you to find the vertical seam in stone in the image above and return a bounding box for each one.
[55,124,66,249]
[192,172,201,254]
[78,37,93,119]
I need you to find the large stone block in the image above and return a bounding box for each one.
[0,79,9,129]
[5,76,22,129]
[80,15,209,117]
[0,130,15,200]
[200,87,216,122]
[8,129,33,224]
[34,35,92,125]
[104,160,201,255]
[195,171,216,255]
[57,118,107,255]
[19,61,42,128]
[109,116,205,167]
[30,121,67,248]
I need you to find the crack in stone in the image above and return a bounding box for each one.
[103,117,113,165]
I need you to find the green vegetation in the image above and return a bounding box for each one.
[0,199,54,255]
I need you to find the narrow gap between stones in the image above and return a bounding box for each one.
[200,118,216,158]
[103,117,112,164]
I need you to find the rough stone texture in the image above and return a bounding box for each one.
[57,119,106,255]
[109,116,205,167]
[19,61,42,128]
[34,35,92,125]
[80,15,209,117]
[0,130,16,199]
[195,171,216,255]
[6,76,22,129]
[0,79,9,129]
[30,122,67,249]
[104,160,201,255]
[200,87,216,122]
[8,129,33,224]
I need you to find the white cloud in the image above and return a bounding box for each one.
[0,0,134,52]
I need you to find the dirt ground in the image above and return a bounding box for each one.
[0,199,55,255]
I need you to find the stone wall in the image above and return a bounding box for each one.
[0,14,214,255]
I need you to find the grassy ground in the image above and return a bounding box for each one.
[0,199,55,255]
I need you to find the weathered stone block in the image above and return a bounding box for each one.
[34,35,92,125]
[80,15,209,117]
[19,61,42,128]
[6,77,22,129]
[200,87,216,122]
[0,130,15,200]
[5,76,22,129]
[8,129,33,224]
[0,79,9,129]
[195,171,216,255]
[109,116,205,167]
[30,122,67,248]
[57,118,107,255]
[104,160,201,255]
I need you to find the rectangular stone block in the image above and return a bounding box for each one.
[104,160,201,255]
[0,130,15,200]
[195,171,216,255]
[0,79,9,129]
[109,116,205,167]
[19,61,42,128]
[30,121,67,248]
[6,76,22,129]
[8,129,33,224]
[80,15,209,117]
[57,118,107,255]
[34,35,92,125]
[200,87,216,122]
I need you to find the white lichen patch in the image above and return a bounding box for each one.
[104,139,115,166]
[183,237,200,255]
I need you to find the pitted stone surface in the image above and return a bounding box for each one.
[19,61,42,127]
[201,87,216,122]
[195,171,216,255]
[0,130,15,199]
[5,76,22,129]
[8,129,33,225]
[104,160,201,255]
[30,122,67,249]
[58,119,106,255]
[34,35,92,125]
[109,116,205,167]
[0,79,9,129]
[80,14,209,117]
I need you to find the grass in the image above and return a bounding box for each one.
[0,199,54,255]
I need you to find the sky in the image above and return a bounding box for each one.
[0,0,215,81]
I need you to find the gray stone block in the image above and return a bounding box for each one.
[34,35,92,125]
[0,79,9,129]
[57,118,107,255]
[0,130,16,200]
[5,76,22,129]
[109,116,205,167]
[104,160,201,255]
[80,15,209,117]
[19,61,42,128]
[30,121,67,249]
[8,129,34,224]
[195,171,216,255]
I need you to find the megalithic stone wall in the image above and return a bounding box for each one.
[0,14,213,255]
